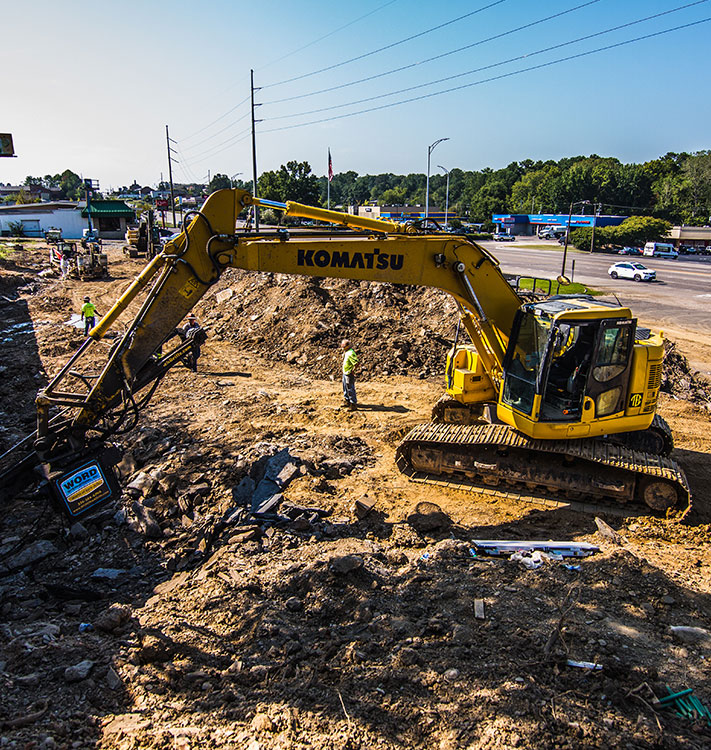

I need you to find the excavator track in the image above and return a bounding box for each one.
[396,422,691,517]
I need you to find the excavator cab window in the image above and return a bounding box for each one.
[539,321,596,421]
[501,310,550,416]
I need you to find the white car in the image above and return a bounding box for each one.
[608,261,656,282]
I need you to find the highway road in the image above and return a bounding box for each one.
[481,241,711,335]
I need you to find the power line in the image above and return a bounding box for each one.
[260,17,711,134]
[180,110,251,152]
[258,0,401,72]
[179,128,252,168]
[263,1,708,122]
[262,0,509,89]
[179,94,250,142]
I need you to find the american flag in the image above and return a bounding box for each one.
[328,148,333,182]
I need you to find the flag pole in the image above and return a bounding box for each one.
[327,147,331,210]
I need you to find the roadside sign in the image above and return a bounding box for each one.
[0,133,15,157]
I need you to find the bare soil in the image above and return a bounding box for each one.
[1,241,710,750]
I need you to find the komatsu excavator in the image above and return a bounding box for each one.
[1,188,689,520]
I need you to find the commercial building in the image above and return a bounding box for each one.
[356,204,463,225]
[668,225,711,251]
[492,213,627,236]
[0,199,135,240]
[81,200,135,239]
[0,202,87,239]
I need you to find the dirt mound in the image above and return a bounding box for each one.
[661,341,711,408]
[195,270,458,381]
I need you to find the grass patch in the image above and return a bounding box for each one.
[513,276,602,296]
[0,243,17,260]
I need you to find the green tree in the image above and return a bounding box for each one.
[58,170,82,200]
[207,173,232,192]
[258,161,320,209]
[469,180,509,221]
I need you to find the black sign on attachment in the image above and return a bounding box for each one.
[51,458,119,520]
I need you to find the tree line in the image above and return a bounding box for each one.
[315,151,711,226]
[7,150,710,227]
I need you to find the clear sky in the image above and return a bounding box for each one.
[2,0,710,189]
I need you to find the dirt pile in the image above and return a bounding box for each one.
[661,341,711,409]
[197,270,458,381]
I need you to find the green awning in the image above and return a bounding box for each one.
[81,200,135,219]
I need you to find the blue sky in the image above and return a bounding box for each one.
[1,0,709,188]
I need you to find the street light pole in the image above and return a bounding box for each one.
[425,137,449,221]
[438,165,450,227]
[230,172,243,188]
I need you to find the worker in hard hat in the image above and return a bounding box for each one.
[181,313,203,372]
[81,296,98,337]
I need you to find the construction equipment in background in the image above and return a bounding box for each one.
[48,238,108,280]
[81,228,101,250]
[48,240,77,273]
[4,188,690,521]
[45,228,62,245]
[124,210,160,259]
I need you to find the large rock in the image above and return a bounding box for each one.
[670,625,711,647]
[3,540,57,571]
[64,660,94,683]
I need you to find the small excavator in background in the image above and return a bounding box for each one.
[48,237,108,280]
[123,209,160,259]
[2,189,689,521]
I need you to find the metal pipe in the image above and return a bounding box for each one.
[255,198,413,235]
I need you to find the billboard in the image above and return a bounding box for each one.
[0,133,15,157]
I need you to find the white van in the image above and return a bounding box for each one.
[643,242,678,259]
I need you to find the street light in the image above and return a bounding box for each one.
[230,172,243,188]
[425,137,449,221]
[560,199,592,281]
[438,165,450,228]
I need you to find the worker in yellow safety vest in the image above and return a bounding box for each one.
[81,296,98,337]
[340,339,358,410]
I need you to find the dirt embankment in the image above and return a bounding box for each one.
[0,241,710,750]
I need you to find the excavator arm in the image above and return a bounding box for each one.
[37,189,522,440]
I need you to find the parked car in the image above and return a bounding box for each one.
[608,261,656,282]
[493,233,515,241]
[618,246,642,255]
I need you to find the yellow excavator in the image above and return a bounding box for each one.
[2,188,688,520]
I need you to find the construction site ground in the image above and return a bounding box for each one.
[1,240,710,749]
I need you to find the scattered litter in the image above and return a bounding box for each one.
[511,550,546,569]
[78,622,94,633]
[471,540,600,558]
[654,686,711,726]
[564,564,582,571]
[474,599,486,619]
[566,659,603,671]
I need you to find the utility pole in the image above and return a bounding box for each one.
[590,202,600,253]
[166,125,177,228]
[251,70,261,231]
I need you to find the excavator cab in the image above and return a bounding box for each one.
[499,297,662,440]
